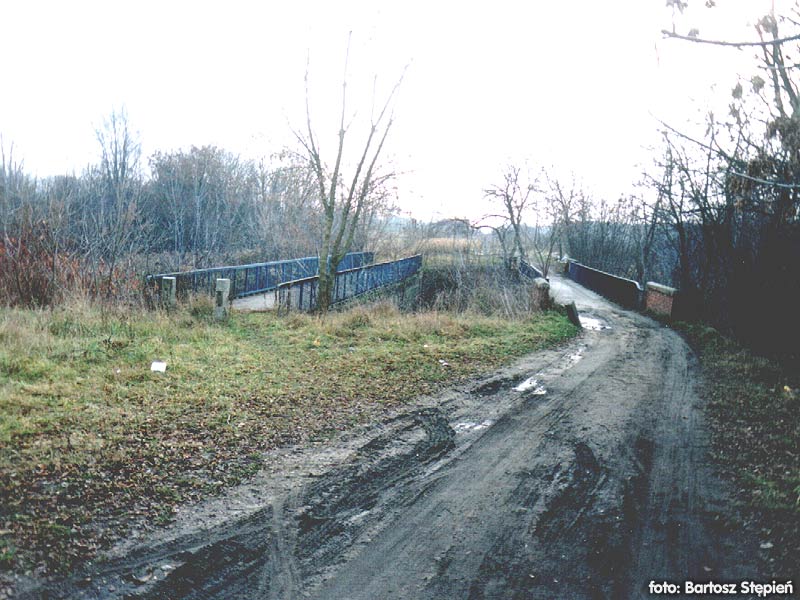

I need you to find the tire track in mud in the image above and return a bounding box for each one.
[17,410,458,599]
[462,443,611,600]
[264,494,300,600]
[139,409,455,599]
[292,409,455,576]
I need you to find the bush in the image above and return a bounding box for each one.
[419,262,538,319]
[0,222,145,308]
[0,222,82,307]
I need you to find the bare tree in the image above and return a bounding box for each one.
[648,3,800,350]
[296,39,403,313]
[0,139,42,304]
[483,165,534,267]
[625,191,662,285]
[90,109,144,296]
[252,150,324,260]
[471,218,514,267]
[545,173,585,263]
[149,145,258,268]
[0,139,31,243]
[529,171,583,278]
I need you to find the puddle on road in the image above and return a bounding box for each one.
[579,315,611,331]
[511,344,587,398]
[568,345,587,364]
[513,377,547,395]
[453,420,494,433]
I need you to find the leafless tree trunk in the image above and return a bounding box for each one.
[93,109,144,297]
[484,165,534,267]
[296,38,403,313]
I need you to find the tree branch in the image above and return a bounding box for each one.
[661,29,800,47]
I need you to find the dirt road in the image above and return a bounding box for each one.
[20,275,757,599]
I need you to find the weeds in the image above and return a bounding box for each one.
[677,322,799,574]
[419,262,539,318]
[0,300,577,573]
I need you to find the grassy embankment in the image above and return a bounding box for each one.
[0,297,577,572]
[677,322,799,574]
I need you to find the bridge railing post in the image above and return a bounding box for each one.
[214,278,231,320]
[161,276,177,309]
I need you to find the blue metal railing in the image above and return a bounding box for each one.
[146,252,374,300]
[277,255,422,312]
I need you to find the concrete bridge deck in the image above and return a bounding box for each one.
[232,292,276,311]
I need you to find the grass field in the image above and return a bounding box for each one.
[0,298,577,572]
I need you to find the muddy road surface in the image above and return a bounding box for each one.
[19,276,757,599]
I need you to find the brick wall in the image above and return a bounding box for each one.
[645,282,678,318]
[564,262,681,319]
[566,261,643,309]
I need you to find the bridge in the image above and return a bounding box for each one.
[271,255,422,312]
[145,252,423,312]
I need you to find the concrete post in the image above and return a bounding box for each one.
[564,301,582,328]
[161,276,177,309]
[533,277,552,310]
[214,278,231,320]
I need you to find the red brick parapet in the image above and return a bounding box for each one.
[645,281,678,318]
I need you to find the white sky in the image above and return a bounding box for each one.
[0,0,786,221]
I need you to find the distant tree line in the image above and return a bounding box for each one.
[0,110,389,307]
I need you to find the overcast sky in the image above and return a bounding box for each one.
[0,0,784,220]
